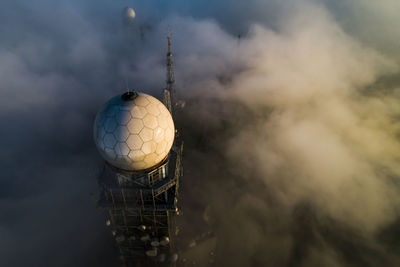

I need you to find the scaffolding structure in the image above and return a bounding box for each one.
[99,142,183,266]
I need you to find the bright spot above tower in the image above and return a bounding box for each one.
[122,7,136,23]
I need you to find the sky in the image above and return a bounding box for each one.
[0,0,399,266]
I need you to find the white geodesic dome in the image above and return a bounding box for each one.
[93,92,175,172]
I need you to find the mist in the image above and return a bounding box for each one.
[0,0,399,266]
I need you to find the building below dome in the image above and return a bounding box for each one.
[98,141,183,267]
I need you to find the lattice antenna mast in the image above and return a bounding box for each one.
[164,28,177,116]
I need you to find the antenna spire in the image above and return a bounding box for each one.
[124,77,130,93]
[164,27,177,116]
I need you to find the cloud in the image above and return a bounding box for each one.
[140,3,400,266]
[322,0,400,58]
[222,4,400,232]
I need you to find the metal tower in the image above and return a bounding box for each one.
[163,31,177,117]
[97,34,183,267]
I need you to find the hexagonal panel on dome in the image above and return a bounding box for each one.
[156,140,167,155]
[142,141,157,154]
[127,134,143,150]
[135,96,150,107]
[105,105,119,118]
[116,110,132,125]
[130,106,147,119]
[153,128,164,143]
[157,115,168,129]
[139,127,154,142]
[104,133,117,148]
[146,102,161,116]
[115,142,130,156]
[114,125,130,142]
[144,153,158,165]
[127,118,144,134]
[104,117,117,133]
[93,92,175,171]
[143,114,158,129]
[129,150,145,161]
